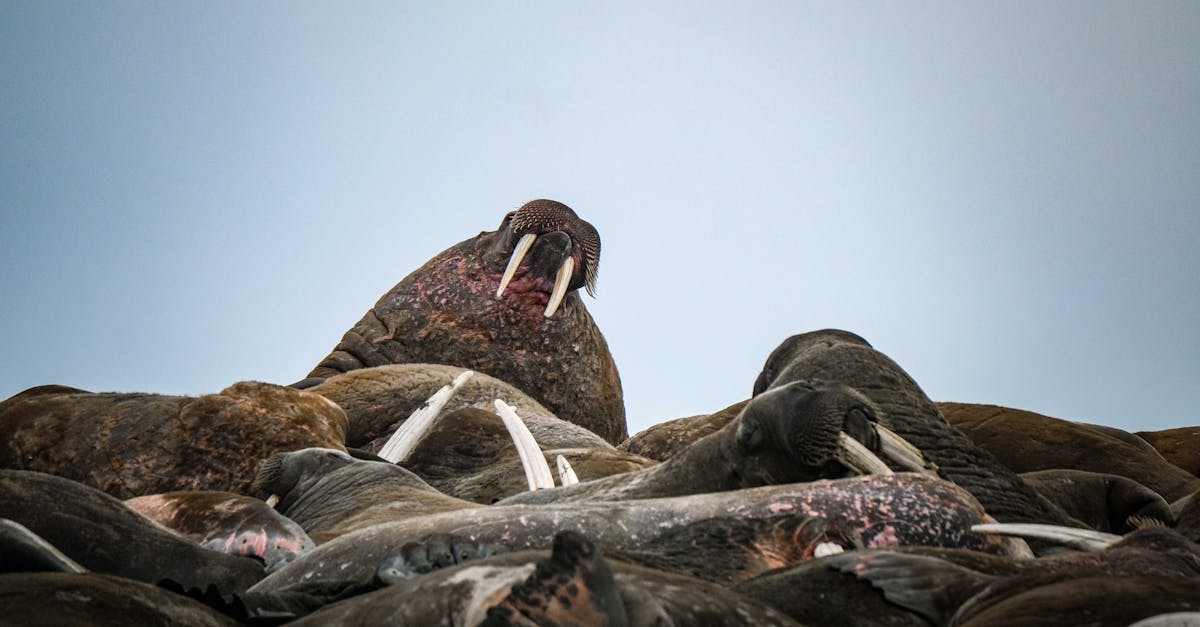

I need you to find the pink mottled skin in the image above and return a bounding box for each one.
[258,474,1029,590]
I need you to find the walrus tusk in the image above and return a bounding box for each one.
[265,494,280,509]
[543,256,574,318]
[814,542,844,558]
[835,431,894,476]
[378,370,475,463]
[496,233,537,298]
[494,399,555,490]
[970,523,1119,551]
[875,424,938,475]
[556,455,579,487]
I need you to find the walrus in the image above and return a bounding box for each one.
[289,530,802,627]
[0,572,241,627]
[827,525,1200,626]
[618,398,750,462]
[0,470,264,596]
[394,406,655,503]
[124,491,316,571]
[750,329,1079,528]
[307,363,611,452]
[253,473,1027,594]
[940,401,1200,502]
[1137,426,1200,478]
[1018,469,1175,533]
[307,199,627,444]
[251,448,476,544]
[0,381,348,498]
[500,379,919,506]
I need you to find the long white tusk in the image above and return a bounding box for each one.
[494,399,555,490]
[378,370,475,463]
[970,523,1119,551]
[544,256,574,318]
[835,431,894,476]
[265,494,280,509]
[556,455,579,487]
[496,233,537,298]
[875,424,937,475]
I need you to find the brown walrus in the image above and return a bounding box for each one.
[308,199,627,444]
[0,382,348,499]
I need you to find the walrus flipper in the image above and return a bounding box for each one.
[482,530,628,627]
[830,551,994,626]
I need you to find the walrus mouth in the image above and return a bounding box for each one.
[493,199,601,318]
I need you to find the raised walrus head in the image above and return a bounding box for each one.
[309,200,627,444]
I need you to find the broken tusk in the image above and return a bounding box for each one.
[265,494,280,509]
[970,523,1119,551]
[496,233,537,299]
[543,256,574,318]
[494,399,555,491]
[378,370,474,463]
[556,455,579,487]
[814,542,845,558]
[835,431,894,476]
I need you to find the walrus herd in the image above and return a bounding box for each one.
[2,199,1198,625]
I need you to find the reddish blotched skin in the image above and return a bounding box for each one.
[124,491,315,570]
[258,473,1024,591]
[308,202,627,445]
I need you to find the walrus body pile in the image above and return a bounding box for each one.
[2,200,1199,625]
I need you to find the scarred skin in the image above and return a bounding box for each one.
[0,382,348,499]
[308,200,627,444]
[289,535,801,627]
[124,491,315,571]
[253,473,1027,593]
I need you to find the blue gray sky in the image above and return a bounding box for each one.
[2,3,1197,436]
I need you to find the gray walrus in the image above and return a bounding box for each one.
[289,530,801,627]
[0,470,264,596]
[252,473,1026,594]
[308,199,627,444]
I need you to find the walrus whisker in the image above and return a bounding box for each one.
[970,523,1119,550]
[544,256,574,318]
[876,424,938,475]
[378,370,475,463]
[495,233,537,299]
[494,399,555,490]
[556,455,579,487]
[835,432,894,476]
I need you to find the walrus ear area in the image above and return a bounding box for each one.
[482,530,627,627]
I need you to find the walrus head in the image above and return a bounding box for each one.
[487,199,601,318]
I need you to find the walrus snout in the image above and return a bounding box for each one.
[492,199,601,317]
[733,380,897,484]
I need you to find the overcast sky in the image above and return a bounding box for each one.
[2,2,1197,437]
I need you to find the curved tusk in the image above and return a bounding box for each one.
[835,431,894,476]
[496,233,537,299]
[378,370,475,463]
[970,523,1119,551]
[544,256,575,318]
[494,399,555,490]
[556,455,579,487]
[875,424,937,475]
